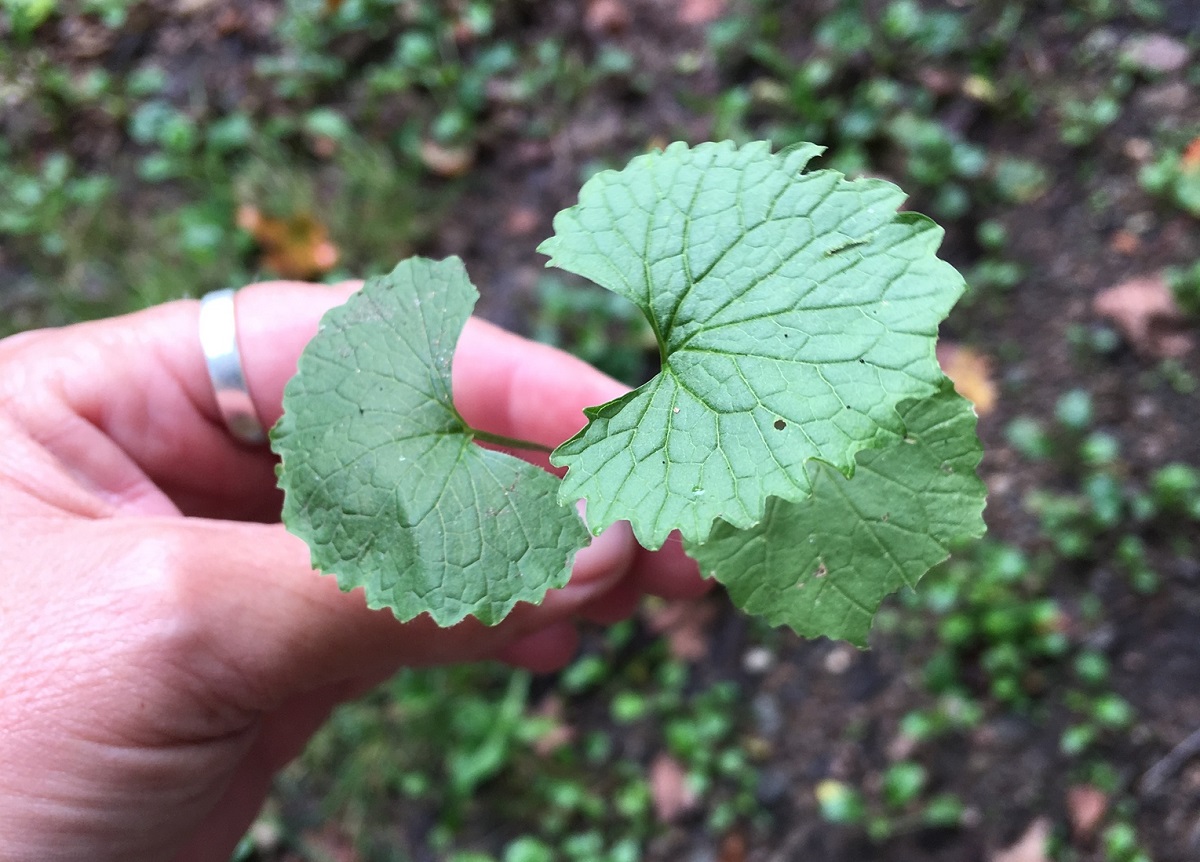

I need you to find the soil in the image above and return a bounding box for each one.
[8,0,1200,860]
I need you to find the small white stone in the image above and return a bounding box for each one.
[824,644,854,674]
[743,646,775,674]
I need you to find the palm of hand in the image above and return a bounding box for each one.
[0,283,703,862]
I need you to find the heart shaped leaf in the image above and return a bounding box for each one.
[543,141,967,548]
[271,257,590,626]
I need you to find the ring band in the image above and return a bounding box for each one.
[199,288,266,445]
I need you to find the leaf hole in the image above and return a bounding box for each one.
[774,419,787,430]
[815,562,828,578]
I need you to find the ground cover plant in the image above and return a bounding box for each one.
[4,1,1199,861]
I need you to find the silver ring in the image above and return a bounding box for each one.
[199,288,266,445]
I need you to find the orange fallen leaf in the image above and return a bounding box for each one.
[937,342,998,415]
[237,205,339,280]
[1181,136,1200,171]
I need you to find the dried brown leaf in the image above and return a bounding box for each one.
[419,141,476,178]
[643,597,717,662]
[1067,784,1108,842]
[236,205,339,280]
[504,206,541,236]
[650,752,698,823]
[530,696,575,756]
[585,0,630,34]
[1183,136,1200,171]
[1094,274,1193,359]
[717,831,747,862]
[677,0,727,25]
[991,818,1052,862]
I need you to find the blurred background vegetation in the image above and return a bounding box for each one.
[2,1,1199,861]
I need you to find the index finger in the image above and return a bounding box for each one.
[239,286,629,450]
[17,280,628,521]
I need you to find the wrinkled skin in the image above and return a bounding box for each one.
[0,282,705,862]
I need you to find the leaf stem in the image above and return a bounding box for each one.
[470,428,555,454]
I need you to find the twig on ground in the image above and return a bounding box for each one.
[1141,726,1200,794]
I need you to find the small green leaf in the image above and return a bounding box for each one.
[688,386,986,646]
[271,257,590,626]
[816,779,866,824]
[544,141,966,548]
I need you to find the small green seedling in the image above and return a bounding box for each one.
[1140,144,1200,217]
[271,141,986,643]
[1165,260,1200,318]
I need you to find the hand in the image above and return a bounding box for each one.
[0,281,705,862]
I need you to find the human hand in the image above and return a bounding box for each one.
[0,281,705,862]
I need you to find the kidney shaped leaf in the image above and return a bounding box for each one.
[543,141,967,548]
[271,257,590,626]
[688,385,986,646]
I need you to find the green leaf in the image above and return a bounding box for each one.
[687,386,986,646]
[544,141,966,548]
[271,257,590,626]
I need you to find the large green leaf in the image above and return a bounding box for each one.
[271,257,590,626]
[688,386,986,646]
[544,141,967,549]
